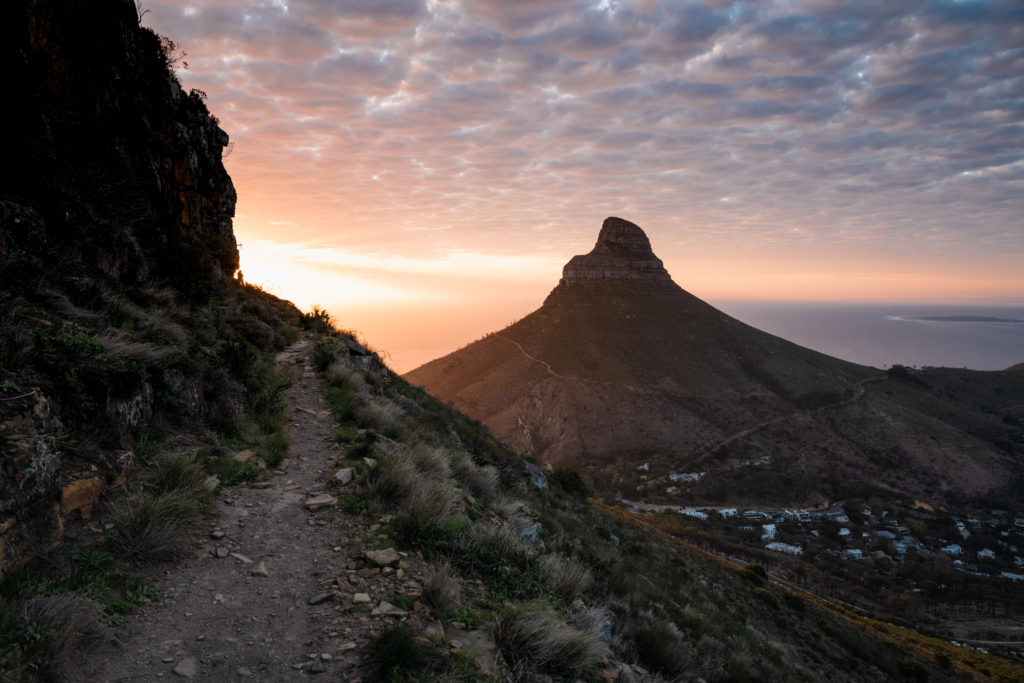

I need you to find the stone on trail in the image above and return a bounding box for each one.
[352,593,371,604]
[251,561,269,577]
[371,601,407,617]
[230,552,253,564]
[308,592,338,605]
[333,467,354,485]
[364,547,399,567]
[305,493,337,511]
[172,657,197,678]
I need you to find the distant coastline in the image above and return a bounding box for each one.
[899,315,1024,323]
[712,301,1024,371]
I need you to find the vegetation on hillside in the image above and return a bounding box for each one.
[307,316,994,682]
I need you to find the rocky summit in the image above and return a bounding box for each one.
[407,218,1022,510]
[559,216,671,285]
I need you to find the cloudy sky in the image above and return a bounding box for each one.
[144,0,1024,370]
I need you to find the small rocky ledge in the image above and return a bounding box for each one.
[559,217,671,285]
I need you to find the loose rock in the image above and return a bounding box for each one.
[305,493,337,511]
[172,657,197,678]
[364,548,399,567]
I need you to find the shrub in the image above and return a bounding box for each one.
[549,466,590,497]
[1,593,104,681]
[363,625,446,682]
[897,658,929,682]
[260,429,290,469]
[491,601,608,677]
[630,620,688,677]
[301,306,335,336]
[541,553,592,604]
[312,335,346,371]
[205,456,266,486]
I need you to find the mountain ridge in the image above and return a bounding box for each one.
[407,218,1022,509]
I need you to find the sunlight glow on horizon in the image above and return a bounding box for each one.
[141,0,1024,370]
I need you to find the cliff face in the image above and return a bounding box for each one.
[557,217,671,286]
[1,0,238,286]
[0,0,288,577]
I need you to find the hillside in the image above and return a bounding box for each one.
[407,218,1024,511]
[1,2,1021,681]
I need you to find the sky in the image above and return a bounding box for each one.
[143,0,1024,371]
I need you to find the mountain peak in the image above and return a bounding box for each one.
[560,217,671,285]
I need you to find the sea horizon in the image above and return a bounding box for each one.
[712,299,1024,372]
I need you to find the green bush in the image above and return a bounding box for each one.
[549,466,589,498]
[363,625,446,682]
[631,620,687,677]
[205,456,266,486]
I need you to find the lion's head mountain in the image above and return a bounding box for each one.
[407,217,1022,508]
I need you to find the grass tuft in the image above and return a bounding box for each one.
[540,553,592,604]
[421,561,461,614]
[491,601,608,677]
[104,493,195,564]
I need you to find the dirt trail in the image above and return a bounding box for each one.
[85,338,374,681]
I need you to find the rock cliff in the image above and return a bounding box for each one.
[558,217,671,286]
[0,0,295,577]
[1,0,238,287]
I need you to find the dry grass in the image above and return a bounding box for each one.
[470,520,534,560]
[367,451,419,502]
[352,396,404,435]
[422,561,461,613]
[540,554,592,604]
[449,450,499,498]
[408,443,451,481]
[491,601,608,677]
[325,358,367,393]
[95,329,177,364]
[491,499,533,530]
[104,493,194,563]
[395,480,457,542]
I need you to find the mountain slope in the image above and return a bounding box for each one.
[407,218,1022,509]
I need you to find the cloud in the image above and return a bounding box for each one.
[142,0,1024,292]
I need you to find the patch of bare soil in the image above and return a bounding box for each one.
[83,338,442,681]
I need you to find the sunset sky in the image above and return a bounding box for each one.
[143,0,1024,371]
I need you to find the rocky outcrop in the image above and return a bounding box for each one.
[1,0,238,286]
[558,217,671,286]
[0,0,246,575]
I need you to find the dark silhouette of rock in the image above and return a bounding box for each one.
[1,0,238,289]
[560,217,671,285]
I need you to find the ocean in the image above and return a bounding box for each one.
[711,301,1024,371]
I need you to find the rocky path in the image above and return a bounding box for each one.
[695,375,887,464]
[83,338,432,682]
